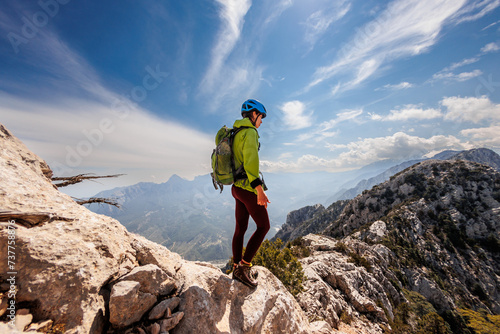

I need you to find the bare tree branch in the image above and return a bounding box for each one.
[0,211,75,228]
[75,197,121,208]
[52,173,125,188]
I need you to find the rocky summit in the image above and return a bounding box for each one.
[1,121,499,334]
[0,123,323,333]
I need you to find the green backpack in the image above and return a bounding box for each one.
[211,125,248,192]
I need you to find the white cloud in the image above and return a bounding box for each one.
[482,19,500,31]
[0,93,213,182]
[378,81,414,90]
[335,132,467,165]
[294,109,362,143]
[461,124,500,147]
[442,95,500,123]
[432,69,482,82]
[382,105,443,121]
[199,0,252,96]
[320,109,364,130]
[303,1,351,51]
[481,42,500,53]
[280,100,313,130]
[451,0,500,24]
[262,132,469,173]
[278,152,293,160]
[307,0,470,92]
[264,0,293,26]
[368,112,382,121]
[445,57,480,71]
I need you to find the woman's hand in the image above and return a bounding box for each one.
[255,185,270,208]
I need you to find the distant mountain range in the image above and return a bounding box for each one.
[274,148,500,244]
[326,148,500,204]
[87,148,500,262]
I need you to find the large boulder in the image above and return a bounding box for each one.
[109,281,157,328]
[174,262,312,334]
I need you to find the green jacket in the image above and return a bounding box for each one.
[232,118,263,194]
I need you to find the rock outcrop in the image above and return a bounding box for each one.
[273,201,348,244]
[0,123,318,333]
[281,157,499,333]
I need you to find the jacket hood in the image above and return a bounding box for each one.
[233,118,256,129]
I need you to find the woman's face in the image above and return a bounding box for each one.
[252,112,263,128]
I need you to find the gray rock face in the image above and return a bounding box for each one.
[174,263,312,334]
[119,264,173,296]
[290,157,500,330]
[109,280,157,327]
[274,200,348,244]
[296,235,395,333]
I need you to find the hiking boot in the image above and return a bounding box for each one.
[232,263,258,288]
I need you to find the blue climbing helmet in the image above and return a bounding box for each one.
[241,99,267,119]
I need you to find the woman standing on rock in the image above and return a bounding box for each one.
[231,99,271,288]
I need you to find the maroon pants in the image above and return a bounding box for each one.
[231,185,270,264]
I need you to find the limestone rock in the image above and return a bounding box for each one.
[26,319,54,332]
[309,320,334,334]
[15,308,33,331]
[109,281,157,328]
[147,322,160,334]
[0,123,316,333]
[148,297,181,320]
[159,311,184,331]
[174,262,312,334]
[119,264,169,295]
[407,270,455,312]
[297,235,397,332]
[366,220,387,242]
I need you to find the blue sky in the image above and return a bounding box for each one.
[1,0,499,196]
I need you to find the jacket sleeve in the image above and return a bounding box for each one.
[241,128,263,189]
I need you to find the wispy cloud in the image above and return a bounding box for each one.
[482,19,500,30]
[0,92,213,181]
[481,41,500,53]
[320,109,363,130]
[432,69,483,82]
[451,0,500,24]
[280,100,313,130]
[372,105,443,121]
[307,0,467,91]
[430,40,498,83]
[304,0,498,94]
[294,109,362,144]
[264,0,293,26]
[303,1,351,52]
[376,81,414,91]
[443,57,480,71]
[198,0,252,103]
[0,18,212,185]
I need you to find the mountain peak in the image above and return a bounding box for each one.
[451,147,500,171]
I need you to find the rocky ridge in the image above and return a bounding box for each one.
[326,148,500,204]
[0,123,320,333]
[273,201,348,245]
[281,157,500,333]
